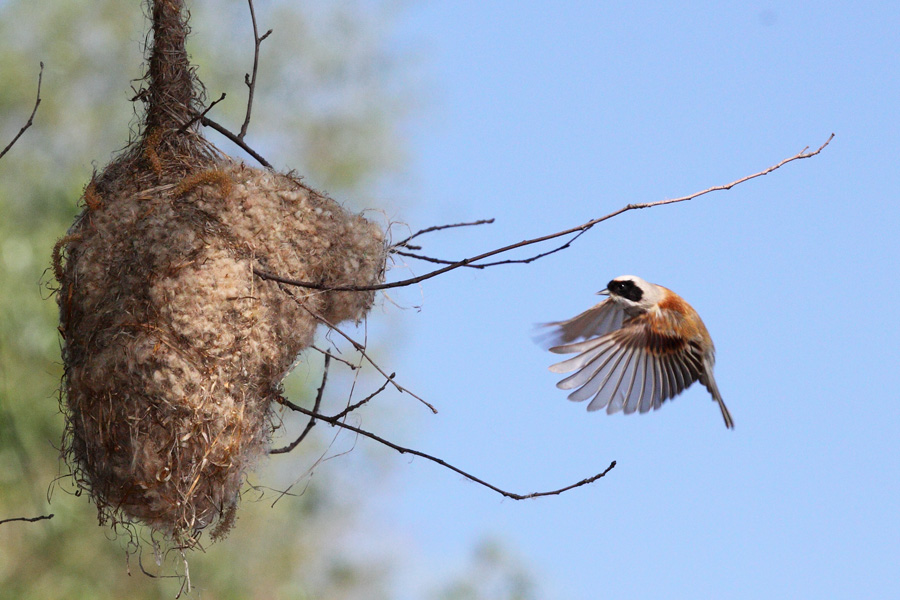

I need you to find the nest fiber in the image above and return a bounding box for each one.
[52,0,388,545]
[55,159,385,541]
[53,0,387,544]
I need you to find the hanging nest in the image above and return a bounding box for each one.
[52,0,386,545]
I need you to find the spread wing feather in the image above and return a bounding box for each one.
[536,299,626,349]
[548,311,706,416]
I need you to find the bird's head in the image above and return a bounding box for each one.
[599,275,664,312]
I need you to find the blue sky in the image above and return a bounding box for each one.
[330,2,900,598]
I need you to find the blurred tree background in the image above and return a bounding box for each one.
[0,0,536,598]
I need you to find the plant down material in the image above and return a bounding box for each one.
[52,0,385,545]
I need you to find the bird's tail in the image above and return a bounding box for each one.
[703,369,734,430]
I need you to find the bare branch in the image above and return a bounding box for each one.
[310,345,360,370]
[239,0,272,139]
[176,92,226,134]
[331,374,393,421]
[279,285,438,413]
[394,228,589,269]
[276,397,616,500]
[185,2,273,168]
[256,135,834,292]
[626,133,835,210]
[0,513,54,526]
[200,115,272,169]
[391,218,496,250]
[307,306,437,414]
[310,345,362,371]
[270,354,330,454]
[0,62,44,161]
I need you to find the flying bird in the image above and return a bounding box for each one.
[543,275,734,428]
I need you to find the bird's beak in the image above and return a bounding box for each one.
[597,288,609,296]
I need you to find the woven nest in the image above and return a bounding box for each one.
[52,0,387,545]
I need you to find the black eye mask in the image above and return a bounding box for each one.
[608,279,643,302]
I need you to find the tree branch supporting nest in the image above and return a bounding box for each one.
[254,133,835,292]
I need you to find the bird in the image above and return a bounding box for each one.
[542,275,734,429]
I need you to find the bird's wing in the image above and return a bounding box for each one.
[535,299,626,348]
[548,312,704,415]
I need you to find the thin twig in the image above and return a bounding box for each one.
[394,228,588,269]
[271,421,356,506]
[192,2,273,167]
[238,0,272,140]
[391,218,496,250]
[240,0,273,139]
[310,345,360,370]
[332,375,393,421]
[0,62,43,161]
[256,135,834,292]
[470,228,589,266]
[0,513,54,526]
[276,397,616,500]
[200,116,272,169]
[176,92,226,134]
[280,286,438,413]
[270,354,331,454]
[306,304,437,414]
